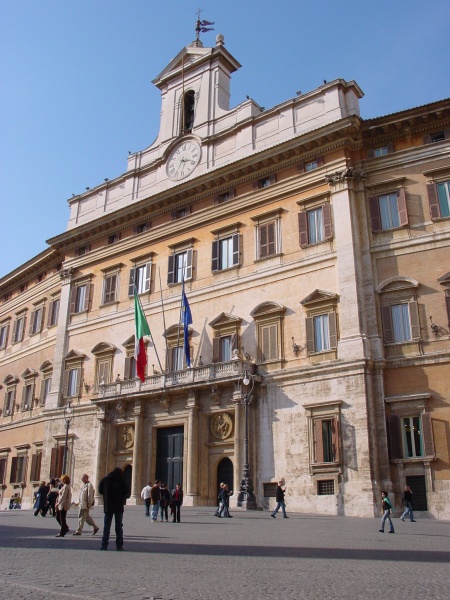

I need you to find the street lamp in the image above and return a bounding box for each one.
[62,400,73,475]
[237,359,257,510]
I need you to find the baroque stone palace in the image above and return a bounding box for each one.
[1,34,449,518]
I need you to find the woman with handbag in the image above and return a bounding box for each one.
[55,474,72,537]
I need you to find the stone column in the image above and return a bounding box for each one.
[46,267,74,410]
[130,400,145,504]
[232,388,242,507]
[94,406,109,504]
[185,391,199,505]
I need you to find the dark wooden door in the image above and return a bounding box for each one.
[156,426,184,491]
[217,457,234,498]
[406,475,428,511]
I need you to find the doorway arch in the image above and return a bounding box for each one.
[217,457,234,498]
[123,464,132,496]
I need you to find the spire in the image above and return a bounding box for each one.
[194,7,214,44]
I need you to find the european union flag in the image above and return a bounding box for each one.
[181,281,192,367]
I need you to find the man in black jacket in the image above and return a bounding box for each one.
[98,467,130,550]
[270,480,289,519]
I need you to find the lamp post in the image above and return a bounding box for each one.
[62,400,73,475]
[237,359,257,510]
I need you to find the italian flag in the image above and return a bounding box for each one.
[134,291,151,382]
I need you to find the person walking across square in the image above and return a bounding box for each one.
[400,485,416,522]
[98,467,130,550]
[150,480,161,523]
[141,482,152,517]
[379,491,395,533]
[271,480,288,519]
[73,474,99,536]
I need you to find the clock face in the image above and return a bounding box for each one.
[167,141,201,181]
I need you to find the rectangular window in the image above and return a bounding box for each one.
[171,207,192,220]
[129,263,151,296]
[63,367,83,398]
[436,182,450,218]
[212,234,240,272]
[50,446,66,479]
[68,369,79,397]
[70,283,92,314]
[12,315,26,343]
[22,384,33,410]
[374,147,388,157]
[307,207,324,244]
[391,304,412,342]
[369,189,408,232]
[48,298,60,327]
[75,285,86,312]
[10,456,26,484]
[30,451,42,482]
[0,322,9,349]
[4,390,15,415]
[170,346,184,371]
[306,312,338,354]
[402,416,422,458]
[260,323,278,362]
[305,160,318,172]
[318,480,335,495]
[314,417,340,463]
[259,222,276,258]
[103,274,118,304]
[314,314,330,352]
[298,204,332,247]
[108,234,120,245]
[29,306,44,336]
[431,131,445,143]
[134,222,150,234]
[124,355,137,380]
[381,301,420,344]
[96,359,112,390]
[167,249,193,284]
[40,377,51,406]
[0,457,7,485]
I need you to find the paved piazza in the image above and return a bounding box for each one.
[0,506,449,600]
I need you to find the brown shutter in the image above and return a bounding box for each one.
[30,454,38,482]
[50,447,58,478]
[75,368,83,397]
[0,458,6,485]
[10,457,18,483]
[20,386,27,411]
[298,211,308,247]
[444,129,450,140]
[331,417,340,462]
[315,156,324,168]
[269,324,277,359]
[386,142,394,154]
[397,188,408,226]
[213,195,219,205]
[259,224,267,258]
[29,311,35,335]
[39,379,46,404]
[228,189,235,200]
[381,306,394,344]
[38,307,45,333]
[143,262,151,292]
[409,301,420,339]
[0,322,9,349]
[212,337,220,363]
[314,420,324,463]
[261,326,270,361]
[185,248,193,280]
[305,317,315,353]
[232,234,240,266]
[167,255,175,285]
[211,240,219,272]
[328,312,338,349]
[57,446,66,477]
[367,149,375,159]
[267,222,276,256]
[421,412,434,457]
[423,134,432,144]
[252,181,259,191]
[298,162,305,174]
[369,195,382,232]
[124,356,132,380]
[322,203,332,240]
[427,183,441,220]
[128,267,136,296]
[231,334,238,353]
[69,286,77,314]
[62,370,70,397]
[387,415,402,459]
[84,283,93,312]
[445,292,450,328]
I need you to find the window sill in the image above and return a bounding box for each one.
[100,301,119,308]
[310,463,341,476]
[391,456,434,465]
[254,253,283,264]
[212,266,239,274]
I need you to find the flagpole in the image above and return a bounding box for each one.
[136,290,163,374]
[176,278,184,370]
[158,267,169,371]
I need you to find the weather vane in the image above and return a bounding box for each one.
[195,8,214,41]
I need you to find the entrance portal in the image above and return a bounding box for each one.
[217,457,234,498]
[406,475,428,511]
[123,464,132,497]
[156,426,184,491]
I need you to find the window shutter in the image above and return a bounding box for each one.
[252,181,259,191]
[0,458,6,486]
[232,234,240,266]
[331,417,340,462]
[421,412,434,457]
[267,222,276,256]
[143,262,151,293]
[128,267,136,296]
[262,324,277,360]
[29,311,35,335]
[397,188,408,226]
[409,301,420,339]
[185,248,193,281]
[167,255,175,285]
[171,211,177,221]
[50,447,58,478]
[445,292,450,328]
[423,134,432,144]
[322,203,332,240]
[269,174,277,184]
[386,142,394,154]
[20,386,27,411]
[367,149,375,159]
[231,334,238,353]
[328,312,338,349]
[75,368,83,397]
[369,195,382,232]
[57,446,66,477]
[0,322,9,348]
[213,195,219,205]
[259,224,268,258]
[69,286,77,314]
[37,307,44,333]
[211,240,219,272]
[387,415,402,459]
[305,317,315,354]
[9,457,18,483]
[212,337,220,363]
[228,189,235,200]
[124,357,132,380]
[314,420,324,463]
[30,454,38,482]
[298,212,308,247]
[315,156,324,168]
[83,283,92,312]
[39,379,46,404]
[426,183,441,220]
[62,370,70,397]
[298,162,305,174]
[11,319,17,343]
[381,306,394,344]
[444,129,450,140]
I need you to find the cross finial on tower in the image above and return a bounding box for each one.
[195,8,214,41]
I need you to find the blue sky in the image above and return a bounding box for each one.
[1,0,449,278]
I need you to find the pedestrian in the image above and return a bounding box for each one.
[214,483,224,517]
[271,480,288,519]
[150,480,161,523]
[170,483,184,523]
[55,474,72,537]
[45,479,59,516]
[400,485,416,522]
[160,483,170,522]
[98,467,130,551]
[379,490,395,533]
[218,483,233,518]
[141,481,152,517]
[34,481,49,516]
[73,474,99,536]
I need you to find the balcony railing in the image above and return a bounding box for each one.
[97,359,251,400]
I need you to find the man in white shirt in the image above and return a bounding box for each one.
[141,482,152,517]
[73,474,99,536]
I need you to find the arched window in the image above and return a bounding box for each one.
[182,90,195,133]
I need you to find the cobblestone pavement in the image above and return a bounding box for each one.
[0,507,449,600]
